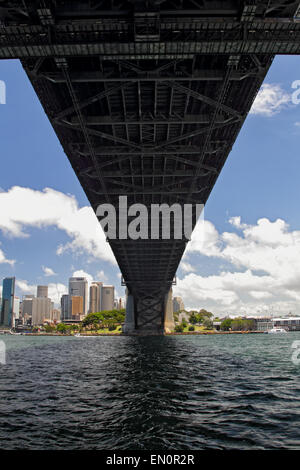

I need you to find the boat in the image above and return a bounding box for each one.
[74,333,81,337]
[268,327,287,334]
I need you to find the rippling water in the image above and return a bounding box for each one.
[0,332,300,450]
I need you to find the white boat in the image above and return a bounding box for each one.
[268,327,287,334]
[74,333,81,337]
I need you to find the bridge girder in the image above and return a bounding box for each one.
[0,1,299,332]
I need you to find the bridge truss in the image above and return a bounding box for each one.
[0,1,300,333]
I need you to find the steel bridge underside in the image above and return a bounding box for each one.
[0,1,300,333]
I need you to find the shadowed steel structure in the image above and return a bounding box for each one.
[1,1,300,333]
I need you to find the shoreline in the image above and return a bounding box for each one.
[4,330,267,337]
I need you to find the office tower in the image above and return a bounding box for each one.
[173,296,185,313]
[118,298,123,310]
[13,296,20,320]
[70,296,84,317]
[22,295,34,317]
[101,285,114,311]
[32,297,52,325]
[69,277,88,315]
[0,277,15,327]
[60,294,69,321]
[37,285,48,298]
[89,282,102,313]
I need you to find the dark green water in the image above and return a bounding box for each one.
[0,332,300,450]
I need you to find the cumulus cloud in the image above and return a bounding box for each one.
[42,266,57,277]
[250,83,290,116]
[0,186,115,264]
[72,269,94,285]
[96,270,108,281]
[0,246,15,265]
[175,216,300,316]
[180,261,196,273]
[16,279,67,305]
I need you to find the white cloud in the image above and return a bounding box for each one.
[96,270,108,281]
[180,261,196,273]
[174,216,300,316]
[72,269,94,285]
[42,266,56,277]
[0,186,115,264]
[250,83,290,116]
[0,246,15,265]
[16,279,67,305]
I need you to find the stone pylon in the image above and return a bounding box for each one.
[122,288,135,334]
[164,287,174,333]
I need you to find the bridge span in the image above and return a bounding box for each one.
[1,1,300,334]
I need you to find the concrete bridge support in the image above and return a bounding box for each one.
[122,289,135,334]
[164,288,175,334]
[123,288,174,335]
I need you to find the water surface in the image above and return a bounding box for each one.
[0,333,300,450]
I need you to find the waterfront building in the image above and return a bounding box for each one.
[13,296,20,321]
[70,296,84,317]
[0,277,15,327]
[69,277,88,315]
[173,296,185,313]
[60,294,69,321]
[22,295,34,317]
[89,282,103,313]
[101,285,114,311]
[37,285,48,298]
[32,297,53,325]
[273,317,300,331]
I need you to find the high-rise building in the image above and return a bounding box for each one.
[37,285,48,298]
[89,282,103,313]
[60,294,69,321]
[0,277,15,327]
[70,296,84,317]
[69,277,88,315]
[101,285,114,311]
[13,296,20,321]
[173,296,185,313]
[22,295,34,317]
[32,297,53,325]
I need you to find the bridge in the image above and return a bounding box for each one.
[1,1,300,334]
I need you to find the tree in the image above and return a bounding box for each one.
[203,318,213,330]
[189,312,198,324]
[175,324,184,333]
[220,318,232,331]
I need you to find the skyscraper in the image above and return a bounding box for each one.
[173,296,185,313]
[32,297,53,325]
[101,285,114,311]
[37,285,48,298]
[0,277,15,327]
[89,282,102,313]
[69,277,88,315]
[70,296,84,317]
[60,294,69,321]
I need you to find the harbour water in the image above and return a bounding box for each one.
[0,332,300,450]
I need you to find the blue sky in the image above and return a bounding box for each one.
[0,56,300,315]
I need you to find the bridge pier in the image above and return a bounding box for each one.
[123,288,174,336]
[122,289,135,334]
[164,288,175,334]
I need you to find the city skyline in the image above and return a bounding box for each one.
[1,56,300,316]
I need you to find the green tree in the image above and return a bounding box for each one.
[220,318,232,331]
[175,324,184,333]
